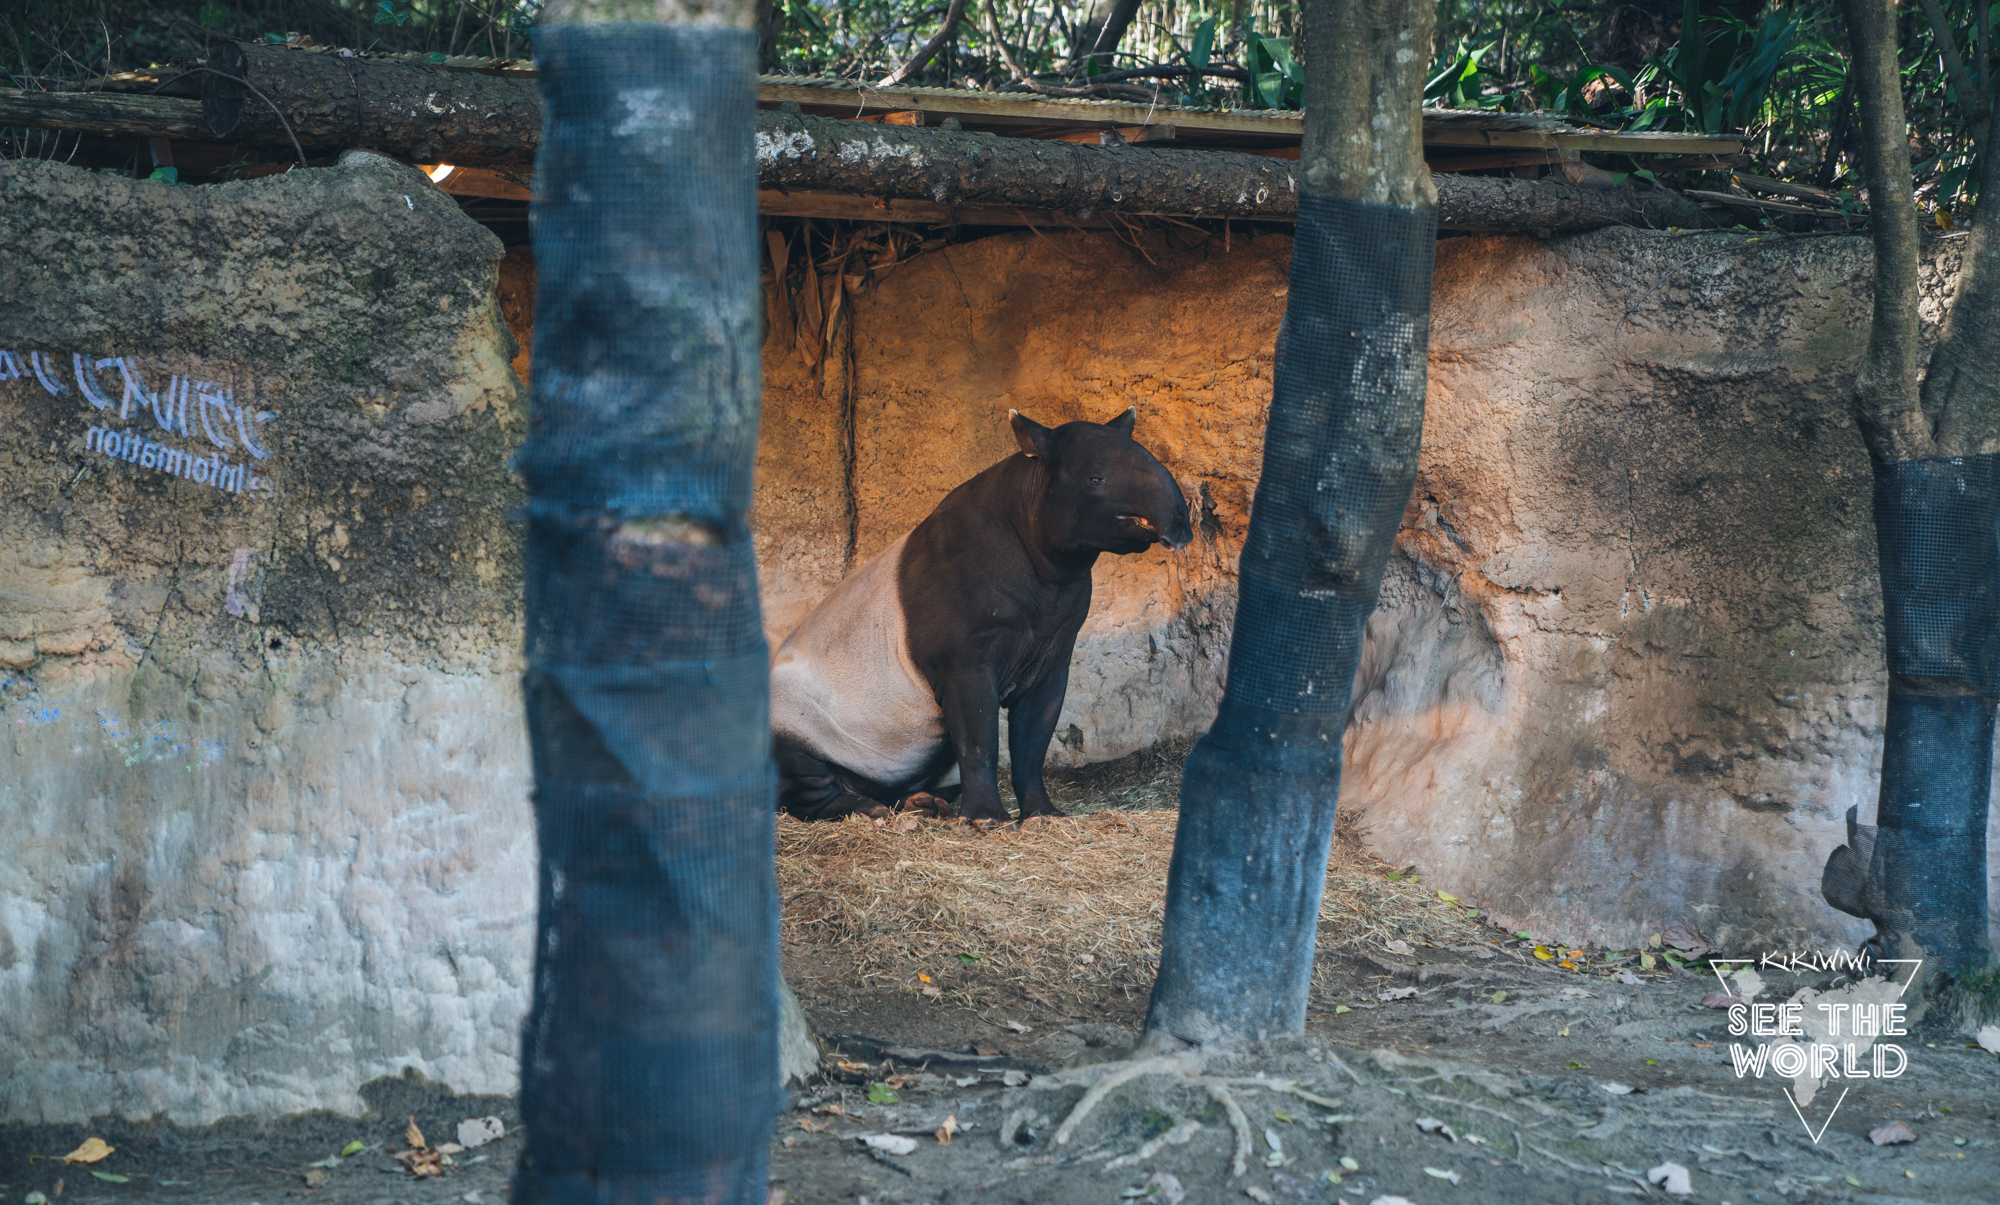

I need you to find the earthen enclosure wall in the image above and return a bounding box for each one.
[0,155,1987,1126]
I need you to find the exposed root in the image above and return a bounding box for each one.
[1204,1080,1254,1178]
[1052,1055,1196,1145]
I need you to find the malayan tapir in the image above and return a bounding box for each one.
[771,408,1193,825]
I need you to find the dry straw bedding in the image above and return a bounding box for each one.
[776,808,1498,1008]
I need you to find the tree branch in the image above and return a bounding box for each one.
[878,0,967,89]
[984,0,1155,99]
[1915,0,1990,133]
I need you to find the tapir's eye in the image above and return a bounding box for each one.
[1090,475,1105,485]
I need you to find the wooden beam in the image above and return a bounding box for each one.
[756,190,1117,227]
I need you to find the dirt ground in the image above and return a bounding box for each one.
[3,750,1995,1205]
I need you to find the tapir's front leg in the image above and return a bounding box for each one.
[934,667,1007,823]
[1006,669,1068,819]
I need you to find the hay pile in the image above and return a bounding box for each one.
[777,805,1499,1009]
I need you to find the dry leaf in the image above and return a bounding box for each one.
[303,1168,330,1188]
[1001,1019,1032,1034]
[1870,1120,1919,1146]
[812,1102,847,1116]
[1702,991,1744,1008]
[406,1117,427,1150]
[1611,969,1643,985]
[856,1133,918,1156]
[971,1045,1000,1057]
[59,1139,114,1165]
[1243,1187,1274,1203]
[1414,1117,1458,1141]
[1423,1167,1463,1184]
[797,1117,830,1133]
[935,1115,958,1145]
[1976,1025,2000,1053]
[457,1117,505,1149]
[892,813,921,834]
[1377,986,1419,1001]
[922,985,941,998]
[1002,1069,1029,1087]
[1385,939,1413,956]
[1647,1161,1693,1194]
[1600,1082,1635,1096]
[436,1143,464,1156]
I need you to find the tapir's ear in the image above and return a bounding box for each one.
[1104,407,1137,436]
[1010,409,1054,459]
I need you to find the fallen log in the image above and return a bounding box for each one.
[201,40,541,168]
[2,75,1718,232]
[756,108,1719,232]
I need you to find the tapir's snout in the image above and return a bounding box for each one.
[1136,477,1194,551]
[1161,505,1194,550]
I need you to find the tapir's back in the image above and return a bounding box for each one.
[769,533,948,789]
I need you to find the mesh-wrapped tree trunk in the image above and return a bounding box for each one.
[1144,0,1438,1046]
[1820,0,2000,991]
[512,3,779,1203]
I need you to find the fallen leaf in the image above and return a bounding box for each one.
[1533,945,1554,960]
[1264,1126,1284,1154]
[1640,952,1657,971]
[1366,1197,1416,1205]
[1002,1069,1030,1087]
[1437,892,1460,904]
[1601,1082,1635,1096]
[922,985,942,999]
[812,1102,846,1116]
[1334,1004,1351,1015]
[796,1117,829,1133]
[1662,924,1712,957]
[1490,990,1507,1003]
[1339,1155,1360,1171]
[1001,1019,1032,1034]
[1415,1117,1458,1141]
[340,1141,366,1157]
[1976,1025,2000,1054]
[1464,1133,1488,1145]
[457,1118,505,1149]
[935,1115,958,1145]
[918,973,931,983]
[1870,1120,1919,1146]
[302,1169,329,1188]
[1243,1187,1274,1204]
[891,813,921,833]
[971,1044,999,1056]
[1385,939,1413,956]
[1611,970,1643,985]
[834,1060,871,1073]
[1702,991,1744,1008]
[867,1082,899,1105]
[406,1117,427,1151]
[765,1190,785,1205]
[1565,1061,1588,1070]
[25,1193,46,1205]
[50,1182,62,1200]
[1423,1167,1462,1185]
[60,1140,114,1166]
[1558,1025,1570,1037]
[857,1133,918,1156]
[1558,960,1577,971]
[1377,986,1419,1001]
[1646,1161,1692,1194]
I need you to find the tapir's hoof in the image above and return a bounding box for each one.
[896,791,953,819]
[958,814,1008,831]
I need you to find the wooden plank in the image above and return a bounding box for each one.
[1427,149,1574,172]
[1685,188,1837,216]
[756,80,1301,137]
[430,165,532,201]
[1420,126,1742,154]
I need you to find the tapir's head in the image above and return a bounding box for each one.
[1010,408,1193,556]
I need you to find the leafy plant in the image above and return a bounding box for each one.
[374,1,410,28]
[1243,29,1302,111]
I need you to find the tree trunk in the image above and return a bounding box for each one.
[511,2,783,1203]
[1067,0,1145,75]
[1141,0,1438,1048]
[1820,0,1999,993]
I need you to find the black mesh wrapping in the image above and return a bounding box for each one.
[1145,194,1435,1043]
[1874,456,2000,695]
[1823,456,1999,971]
[513,25,777,1205]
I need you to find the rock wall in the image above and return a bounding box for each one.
[0,155,531,1125]
[2,153,1989,1124]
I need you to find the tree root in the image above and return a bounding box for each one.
[1006,1050,1275,1178]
